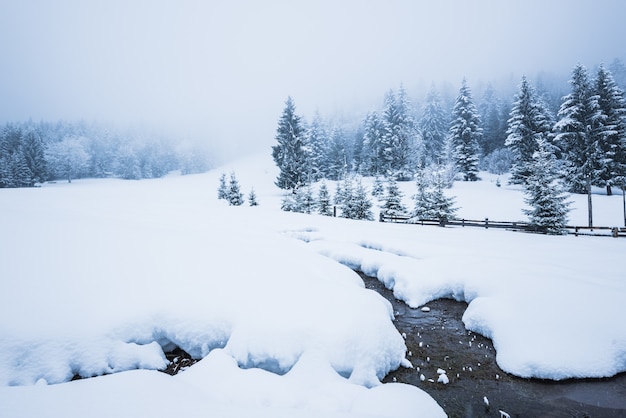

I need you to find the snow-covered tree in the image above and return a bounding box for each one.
[381,86,417,180]
[361,111,385,176]
[555,64,605,226]
[449,79,482,181]
[306,112,329,181]
[381,176,407,217]
[272,97,308,192]
[427,168,458,223]
[420,85,448,165]
[227,172,244,206]
[281,185,315,214]
[410,167,457,223]
[317,181,334,216]
[217,173,228,200]
[340,177,373,221]
[411,168,432,220]
[505,76,556,185]
[523,139,570,234]
[479,84,508,155]
[594,64,626,195]
[46,136,90,183]
[371,176,385,200]
[248,188,259,206]
[325,127,349,180]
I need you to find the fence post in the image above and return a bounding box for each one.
[379,212,384,222]
[612,227,619,238]
[333,206,337,217]
[485,218,489,229]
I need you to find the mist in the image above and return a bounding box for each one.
[1,0,625,160]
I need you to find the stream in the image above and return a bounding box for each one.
[359,272,626,418]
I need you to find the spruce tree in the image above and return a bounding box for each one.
[217,173,228,200]
[449,79,482,181]
[272,97,308,192]
[420,85,448,165]
[307,112,329,181]
[411,168,433,220]
[227,172,244,206]
[479,84,508,155]
[555,64,605,226]
[594,64,626,195]
[371,176,385,200]
[325,128,348,180]
[523,139,570,234]
[428,169,458,223]
[381,86,417,180]
[317,181,334,216]
[381,176,407,217]
[506,76,556,185]
[248,188,259,206]
[362,111,385,176]
[343,178,373,221]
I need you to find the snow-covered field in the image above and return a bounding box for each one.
[1,153,625,417]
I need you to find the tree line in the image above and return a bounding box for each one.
[272,61,626,232]
[0,120,212,187]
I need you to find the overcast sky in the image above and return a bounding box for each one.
[1,0,625,157]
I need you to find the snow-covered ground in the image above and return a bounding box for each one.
[1,153,625,417]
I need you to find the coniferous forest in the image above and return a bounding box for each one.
[271,60,626,232]
[0,120,212,187]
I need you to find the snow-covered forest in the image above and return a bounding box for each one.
[271,61,626,232]
[0,120,212,187]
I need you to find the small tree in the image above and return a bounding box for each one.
[217,173,228,200]
[523,139,570,234]
[371,176,385,200]
[381,176,407,217]
[248,188,259,206]
[428,169,458,223]
[227,172,244,206]
[346,178,374,220]
[317,181,334,216]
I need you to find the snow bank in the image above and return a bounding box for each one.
[1,152,625,417]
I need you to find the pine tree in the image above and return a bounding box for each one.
[594,64,626,195]
[523,139,570,234]
[505,76,556,185]
[362,111,385,176]
[410,168,432,220]
[272,97,309,192]
[381,176,407,217]
[428,169,458,223]
[381,86,417,180]
[555,64,605,226]
[479,84,508,155]
[317,181,334,216]
[248,188,259,206]
[217,173,228,200]
[325,127,348,180]
[371,176,385,200]
[344,178,373,221]
[449,79,482,181]
[420,85,448,165]
[21,128,47,185]
[227,172,244,206]
[307,112,329,181]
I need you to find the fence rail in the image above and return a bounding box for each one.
[379,213,626,238]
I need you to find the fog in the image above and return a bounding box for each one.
[1,0,625,159]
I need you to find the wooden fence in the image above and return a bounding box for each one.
[379,213,626,238]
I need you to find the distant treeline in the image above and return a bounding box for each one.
[0,120,212,187]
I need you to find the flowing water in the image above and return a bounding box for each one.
[359,272,626,418]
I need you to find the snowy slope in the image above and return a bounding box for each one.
[1,152,625,417]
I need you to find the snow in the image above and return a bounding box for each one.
[1,152,626,417]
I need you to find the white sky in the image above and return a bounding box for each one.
[1,0,625,156]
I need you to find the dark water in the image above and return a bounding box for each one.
[359,272,626,418]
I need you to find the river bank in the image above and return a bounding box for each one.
[358,272,626,417]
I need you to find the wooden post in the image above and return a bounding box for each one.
[485,218,489,229]
[333,206,337,217]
